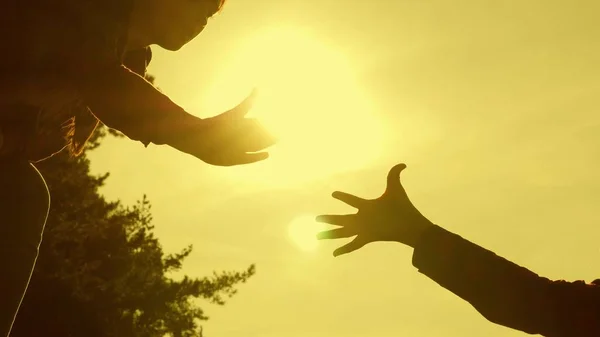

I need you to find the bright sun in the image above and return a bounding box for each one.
[287,215,326,252]
[203,26,385,187]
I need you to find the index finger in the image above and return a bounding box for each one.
[332,191,368,209]
[315,214,357,227]
[229,151,270,165]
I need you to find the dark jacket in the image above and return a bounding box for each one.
[412,225,600,336]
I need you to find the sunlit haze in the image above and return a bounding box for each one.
[288,215,328,252]
[89,1,600,336]
[204,26,385,187]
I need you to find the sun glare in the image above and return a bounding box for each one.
[287,215,326,252]
[204,26,385,187]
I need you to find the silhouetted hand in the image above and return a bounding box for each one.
[316,164,434,256]
[174,90,277,166]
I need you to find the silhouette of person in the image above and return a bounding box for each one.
[0,0,275,336]
[317,164,600,337]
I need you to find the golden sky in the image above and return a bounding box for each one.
[90,1,600,336]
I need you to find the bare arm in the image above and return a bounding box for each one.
[76,64,275,166]
[78,65,202,147]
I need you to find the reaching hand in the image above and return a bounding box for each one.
[316,164,434,256]
[174,90,277,166]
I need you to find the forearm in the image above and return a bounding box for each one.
[79,65,202,146]
[410,225,600,336]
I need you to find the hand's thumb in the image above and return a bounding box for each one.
[385,163,407,195]
[225,89,257,118]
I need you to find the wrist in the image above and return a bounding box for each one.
[151,111,204,146]
[403,219,434,248]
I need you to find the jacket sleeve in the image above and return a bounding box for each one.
[78,64,203,147]
[412,225,600,337]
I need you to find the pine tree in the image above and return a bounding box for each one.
[11,126,254,337]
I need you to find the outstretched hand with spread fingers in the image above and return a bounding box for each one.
[316,164,433,257]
